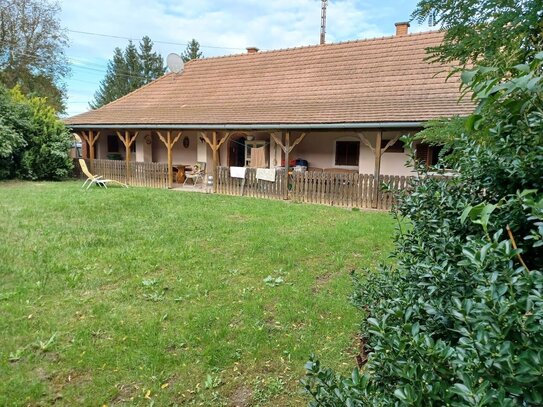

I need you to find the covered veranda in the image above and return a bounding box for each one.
[71,123,414,209]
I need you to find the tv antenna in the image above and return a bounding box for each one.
[166,53,184,73]
[320,0,328,45]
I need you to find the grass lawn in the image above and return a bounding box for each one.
[0,181,395,406]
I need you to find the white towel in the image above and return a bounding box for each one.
[256,168,276,182]
[230,166,247,179]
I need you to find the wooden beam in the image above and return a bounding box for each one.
[167,131,173,187]
[199,131,231,192]
[358,133,375,154]
[288,132,306,153]
[270,131,305,154]
[116,130,138,183]
[381,134,401,154]
[212,131,218,193]
[270,131,305,199]
[373,130,382,209]
[199,131,212,148]
[284,131,290,199]
[270,132,286,153]
[80,130,101,169]
[156,130,182,188]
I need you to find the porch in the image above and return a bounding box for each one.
[75,128,424,210]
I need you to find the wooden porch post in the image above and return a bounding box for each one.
[359,131,401,209]
[200,131,231,193]
[284,131,290,199]
[156,130,182,188]
[269,131,306,200]
[374,130,382,208]
[79,130,100,170]
[212,131,218,193]
[116,130,139,183]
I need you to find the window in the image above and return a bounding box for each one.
[335,141,360,166]
[416,143,446,166]
[381,139,404,153]
[107,135,119,153]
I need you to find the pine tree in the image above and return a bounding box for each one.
[181,39,203,63]
[124,41,144,90]
[90,38,165,109]
[139,36,165,82]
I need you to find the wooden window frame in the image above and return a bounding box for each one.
[335,140,360,166]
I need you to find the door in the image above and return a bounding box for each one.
[229,137,245,167]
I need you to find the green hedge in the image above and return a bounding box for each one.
[302,54,543,406]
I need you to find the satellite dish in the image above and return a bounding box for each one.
[166,53,184,73]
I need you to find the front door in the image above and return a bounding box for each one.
[228,137,245,167]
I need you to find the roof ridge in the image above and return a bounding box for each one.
[188,29,444,63]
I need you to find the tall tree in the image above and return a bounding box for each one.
[90,37,164,109]
[140,36,165,82]
[412,0,543,69]
[0,0,69,112]
[181,39,203,62]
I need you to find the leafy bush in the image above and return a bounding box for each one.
[301,54,543,406]
[0,86,30,179]
[0,85,72,180]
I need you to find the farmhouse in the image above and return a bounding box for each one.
[66,23,473,201]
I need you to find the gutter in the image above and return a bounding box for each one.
[66,122,423,130]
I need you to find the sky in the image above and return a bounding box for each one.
[60,0,426,117]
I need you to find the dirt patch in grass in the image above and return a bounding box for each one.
[110,383,141,405]
[313,271,342,293]
[229,385,252,407]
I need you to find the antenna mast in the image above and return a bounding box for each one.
[320,0,328,45]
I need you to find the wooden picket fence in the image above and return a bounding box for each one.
[216,167,287,199]
[291,171,375,208]
[87,159,169,188]
[291,171,412,210]
[77,159,412,210]
[216,167,413,210]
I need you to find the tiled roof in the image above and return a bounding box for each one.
[65,30,474,127]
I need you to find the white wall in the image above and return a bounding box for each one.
[92,128,419,176]
[152,130,198,164]
[135,131,152,162]
[293,130,417,176]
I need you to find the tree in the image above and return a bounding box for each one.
[181,39,203,62]
[0,85,30,179]
[0,84,72,180]
[412,0,543,69]
[90,37,164,109]
[140,36,165,82]
[0,0,69,112]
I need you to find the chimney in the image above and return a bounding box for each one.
[246,47,259,54]
[395,22,410,36]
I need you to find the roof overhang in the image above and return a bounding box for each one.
[67,122,424,130]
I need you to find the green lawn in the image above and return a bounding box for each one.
[0,181,394,406]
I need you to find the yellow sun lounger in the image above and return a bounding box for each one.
[79,159,128,190]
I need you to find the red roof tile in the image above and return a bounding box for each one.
[65,30,474,127]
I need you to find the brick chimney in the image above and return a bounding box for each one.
[395,22,410,36]
[246,47,259,54]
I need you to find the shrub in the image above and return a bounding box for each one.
[301,54,543,406]
[0,84,72,180]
